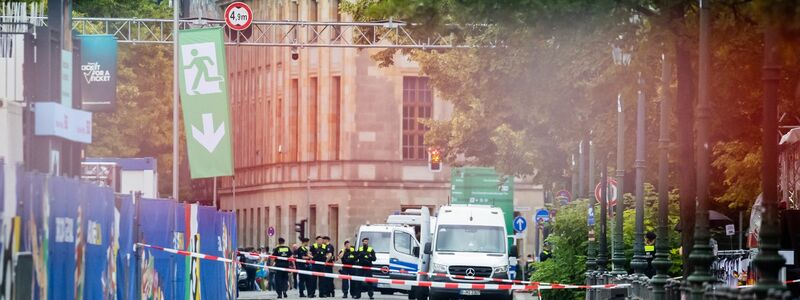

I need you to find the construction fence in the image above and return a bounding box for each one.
[0,160,238,300]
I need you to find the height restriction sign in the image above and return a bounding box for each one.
[225,2,253,31]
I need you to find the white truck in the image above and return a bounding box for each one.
[356,224,417,295]
[387,205,516,300]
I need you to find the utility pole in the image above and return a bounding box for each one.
[651,52,673,299]
[753,22,786,296]
[688,1,715,297]
[630,71,648,276]
[171,0,180,200]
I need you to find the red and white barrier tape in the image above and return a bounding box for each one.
[135,243,630,291]
[237,249,542,286]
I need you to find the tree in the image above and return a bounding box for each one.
[77,0,195,199]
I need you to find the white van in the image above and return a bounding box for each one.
[425,205,514,300]
[356,224,416,295]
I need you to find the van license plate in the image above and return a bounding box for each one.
[459,290,480,296]
[377,283,390,288]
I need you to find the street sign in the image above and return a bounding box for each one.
[268,227,275,237]
[225,2,253,31]
[595,177,618,207]
[535,209,550,224]
[513,216,527,232]
[587,206,595,226]
[725,224,735,236]
[555,190,571,204]
[178,27,234,178]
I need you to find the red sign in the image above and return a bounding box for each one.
[594,177,618,207]
[225,2,253,31]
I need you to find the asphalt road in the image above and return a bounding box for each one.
[238,289,540,300]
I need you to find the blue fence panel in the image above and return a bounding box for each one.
[82,183,114,299]
[117,194,136,300]
[138,198,176,300]
[174,203,187,300]
[48,176,78,300]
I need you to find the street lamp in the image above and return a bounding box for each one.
[688,1,715,298]
[610,45,630,277]
[630,71,648,277]
[651,52,673,299]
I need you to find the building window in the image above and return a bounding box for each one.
[309,77,318,161]
[291,79,300,161]
[331,76,341,160]
[402,76,433,160]
[309,0,318,21]
[331,0,341,40]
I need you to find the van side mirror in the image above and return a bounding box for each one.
[423,242,432,255]
[509,245,518,257]
[413,246,420,257]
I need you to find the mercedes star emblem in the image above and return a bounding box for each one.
[465,268,476,276]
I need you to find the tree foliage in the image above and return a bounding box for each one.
[344,0,800,211]
[77,0,194,198]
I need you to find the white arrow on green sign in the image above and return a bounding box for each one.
[178,27,234,179]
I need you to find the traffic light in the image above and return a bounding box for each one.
[429,148,442,172]
[295,219,307,240]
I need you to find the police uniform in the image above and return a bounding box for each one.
[321,243,336,297]
[272,245,292,298]
[353,245,377,299]
[339,246,357,298]
[310,242,328,297]
[294,245,311,297]
[645,243,656,277]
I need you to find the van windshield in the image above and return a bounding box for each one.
[435,225,505,254]
[360,231,391,253]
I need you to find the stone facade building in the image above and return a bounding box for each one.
[213,0,543,254]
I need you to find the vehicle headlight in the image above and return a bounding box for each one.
[493,265,508,273]
[432,263,448,273]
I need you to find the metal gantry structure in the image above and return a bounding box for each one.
[22,16,497,49]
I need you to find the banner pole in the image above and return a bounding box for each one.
[171,0,180,200]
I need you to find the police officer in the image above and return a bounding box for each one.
[272,238,293,299]
[539,242,552,262]
[309,236,327,298]
[338,240,357,298]
[322,236,336,297]
[645,231,656,277]
[295,238,311,298]
[354,237,377,300]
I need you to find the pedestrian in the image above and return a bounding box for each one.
[322,236,336,297]
[338,240,357,298]
[291,243,299,291]
[272,238,293,299]
[539,242,552,262]
[309,236,326,298]
[295,238,311,298]
[244,247,259,291]
[354,237,377,300]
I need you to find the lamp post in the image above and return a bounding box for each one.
[598,159,609,273]
[630,72,648,276]
[688,1,715,298]
[610,45,630,276]
[586,139,598,287]
[753,23,786,296]
[651,52,673,299]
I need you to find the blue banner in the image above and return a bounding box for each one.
[79,35,118,112]
[116,194,136,300]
